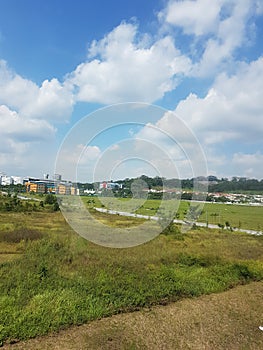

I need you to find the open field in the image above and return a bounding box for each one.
[3,281,263,350]
[0,206,263,346]
[89,197,263,231]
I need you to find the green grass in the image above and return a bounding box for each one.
[198,202,263,230]
[0,208,263,345]
[87,197,263,231]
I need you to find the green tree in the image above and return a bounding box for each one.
[53,202,60,211]
[44,194,57,205]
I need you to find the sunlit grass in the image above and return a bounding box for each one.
[0,207,262,345]
[84,196,263,231]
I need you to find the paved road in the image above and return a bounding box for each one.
[95,207,262,236]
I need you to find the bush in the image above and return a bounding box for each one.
[0,228,43,243]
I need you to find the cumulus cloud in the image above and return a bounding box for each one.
[0,104,55,142]
[0,104,56,171]
[1,2,262,179]
[133,56,263,177]
[160,0,262,76]
[67,22,192,104]
[133,118,207,179]
[174,57,263,143]
[0,60,74,121]
[162,0,221,36]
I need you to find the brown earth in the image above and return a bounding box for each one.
[3,281,263,350]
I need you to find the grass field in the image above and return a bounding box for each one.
[0,205,263,345]
[87,196,263,231]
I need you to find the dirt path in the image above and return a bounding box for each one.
[3,281,263,350]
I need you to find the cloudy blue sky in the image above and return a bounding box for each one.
[0,0,263,181]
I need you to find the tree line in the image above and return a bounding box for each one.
[78,175,263,193]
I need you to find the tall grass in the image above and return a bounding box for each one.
[0,215,263,345]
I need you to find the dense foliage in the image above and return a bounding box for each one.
[0,193,59,212]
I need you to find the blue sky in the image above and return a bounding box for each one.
[0,0,263,181]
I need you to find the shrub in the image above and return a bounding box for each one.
[44,194,57,205]
[0,228,43,243]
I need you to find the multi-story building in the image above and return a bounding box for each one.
[22,175,77,196]
[26,181,47,194]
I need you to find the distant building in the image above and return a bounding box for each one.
[11,176,23,185]
[54,174,62,181]
[46,182,56,193]
[57,184,67,195]
[0,176,13,186]
[26,181,46,193]
[99,181,121,190]
[99,182,107,189]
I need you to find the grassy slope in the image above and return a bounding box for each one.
[0,209,262,345]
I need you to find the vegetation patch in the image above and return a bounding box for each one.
[0,199,262,346]
[0,228,43,244]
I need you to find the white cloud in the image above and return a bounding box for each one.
[233,152,263,165]
[0,104,56,172]
[0,60,74,121]
[232,152,263,178]
[130,56,263,178]
[0,104,55,142]
[197,0,257,76]
[160,0,262,76]
[78,145,101,164]
[255,0,263,14]
[58,144,101,166]
[139,56,263,177]
[1,2,262,179]
[67,22,192,104]
[55,144,102,182]
[21,79,74,121]
[109,144,120,151]
[133,120,207,178]
[163,0,221,36]
[0,60,75,175]
[174,57,263,143]
[0,60,38,110]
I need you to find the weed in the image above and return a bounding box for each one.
[0,208,262,344]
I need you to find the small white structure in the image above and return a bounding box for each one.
[84,189,96,195]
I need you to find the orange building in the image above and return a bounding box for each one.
[26,181,46,193]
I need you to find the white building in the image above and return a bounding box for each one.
[11,176,23,185]
[1,176,13,185]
